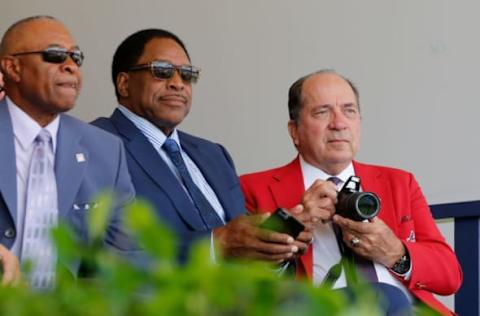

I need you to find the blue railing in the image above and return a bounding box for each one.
[431,200,480,316]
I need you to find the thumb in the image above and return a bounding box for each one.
[289,204,304,214]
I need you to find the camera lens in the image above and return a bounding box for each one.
[356,193,380,218]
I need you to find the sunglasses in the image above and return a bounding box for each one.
[12,47,85,67]
[128,61,200,83]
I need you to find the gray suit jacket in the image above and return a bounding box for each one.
[0,99,136,275]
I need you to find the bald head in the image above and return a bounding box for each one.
[0,16,58,56]
[0,16,82,126]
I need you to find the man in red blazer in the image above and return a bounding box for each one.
[240,70,462,315]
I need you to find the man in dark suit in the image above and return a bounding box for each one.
[92,29,310,263]
[0,16,136,287]
[240,70,462,315]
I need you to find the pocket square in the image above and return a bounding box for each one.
[73,202,98,211]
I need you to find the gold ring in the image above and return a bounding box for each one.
[350,237,360,247]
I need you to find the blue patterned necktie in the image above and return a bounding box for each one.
[162,138,223,230]
[324,176,377,285]
[21,129,58,289]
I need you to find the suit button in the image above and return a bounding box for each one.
[4,228,15,239]
[415,282,426,289]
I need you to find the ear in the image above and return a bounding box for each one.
[0,56,22,83]
[116,72,130,98]
[288,120,300,146]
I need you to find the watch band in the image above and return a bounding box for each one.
[390,251,411,275]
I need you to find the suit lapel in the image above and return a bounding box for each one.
[179,134,237,222]
[0,101,18,223]
[109,110,205,230]
[55,115,87,218]
[269,157,305,209]
[353,161,396,228]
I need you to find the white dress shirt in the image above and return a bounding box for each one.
[299,155,412,301]
[7,97,59,258]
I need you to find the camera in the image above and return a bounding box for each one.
[336,176,380,221]
[260,208,305,238]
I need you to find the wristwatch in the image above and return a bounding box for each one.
[390,251,411,275]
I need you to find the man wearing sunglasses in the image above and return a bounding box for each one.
[0,16,136,288]
[93,29,311,264]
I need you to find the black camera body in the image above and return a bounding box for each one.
[260,208,305,238]
[336,176,380,221]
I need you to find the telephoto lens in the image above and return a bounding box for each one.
[336,176,380,221]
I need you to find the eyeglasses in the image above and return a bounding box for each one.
[12,47,85,67]
[128,61,200,83]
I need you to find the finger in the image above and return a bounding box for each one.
[333,215,370,234]
[1,255,18,286]
[296,231,313,243]
[252,240,299,256]
[292,240,309,254]
[288,204,304,215]
[252,251,295,262]
[257,226,295,244]
[308,180,338,201]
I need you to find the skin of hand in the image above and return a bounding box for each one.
[214,213,300,263]
[0,244,21,286]
[333,215,405,267]
[298,179,338,228]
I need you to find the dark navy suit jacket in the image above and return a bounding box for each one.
[0,99,136,275]
[92,109,245,262]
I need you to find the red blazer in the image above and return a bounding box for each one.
[240,157,462,315]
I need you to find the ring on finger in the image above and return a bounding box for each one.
[350,236,360,247]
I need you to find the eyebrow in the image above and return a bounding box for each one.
[46,43,80,50]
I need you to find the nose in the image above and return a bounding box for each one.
[167,69,185,91]
[60,57,80,75]
[328,107,348,130]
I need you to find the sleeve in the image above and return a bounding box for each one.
[401,174,463,295]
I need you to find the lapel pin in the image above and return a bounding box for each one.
[76,153,86,163]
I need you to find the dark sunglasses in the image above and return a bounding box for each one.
[128,61,200,83]
[12,47,85,67]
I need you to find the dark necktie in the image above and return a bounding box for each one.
[21,129,58,289]
[323,176,377,286]
[162,138,223,230]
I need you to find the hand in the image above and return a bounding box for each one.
[214,214,299,263]
[333,215,405,267]
[300,179,338,227]
[0,244,20,286]
[289,204,313,255]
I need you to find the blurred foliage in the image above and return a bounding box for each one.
[0,195,436,315]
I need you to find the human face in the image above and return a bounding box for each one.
[118,38,192,135]
[3,19,82,125]
[288,73,361,175]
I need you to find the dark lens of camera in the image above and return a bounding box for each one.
[356,193,379,218]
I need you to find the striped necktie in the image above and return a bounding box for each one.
[21,129,58,289]
[162,138,223,230]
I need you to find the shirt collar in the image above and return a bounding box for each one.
[299,154,355,189]
[117,104,181,149]
[6,96,60,152]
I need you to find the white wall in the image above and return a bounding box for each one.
[3,0,479,310]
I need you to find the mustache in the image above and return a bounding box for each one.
[158,94,188,102]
